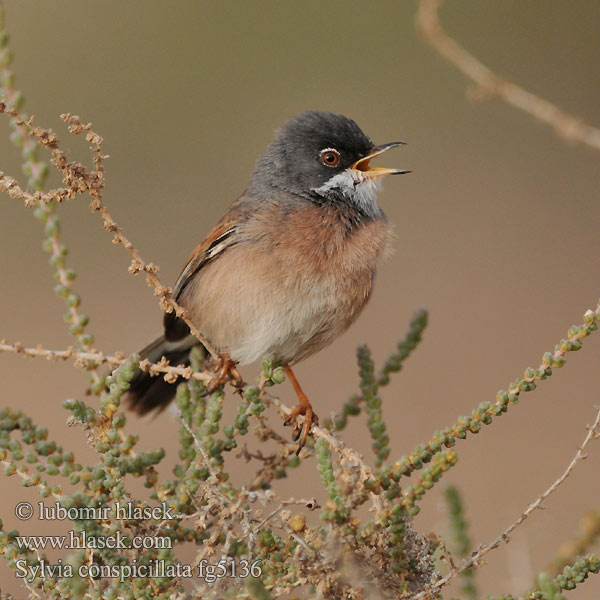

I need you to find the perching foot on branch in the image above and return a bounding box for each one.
[283,365,319,454]
[206,353,244,393]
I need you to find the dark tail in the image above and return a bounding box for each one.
[125,334,200,415]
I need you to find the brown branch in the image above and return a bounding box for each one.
[409,406,600,599]
[60,112,219,359]
[0,102,218,359]
[416,0,600,151]
[2,339,378,494]
[1,338,370,477]
[0,340,211,383]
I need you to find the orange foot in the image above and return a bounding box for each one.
[282,365,319,454]
[206,353,244,393]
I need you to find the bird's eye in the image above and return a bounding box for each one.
[318,148,341,168]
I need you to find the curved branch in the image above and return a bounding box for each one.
[416,0,600,151]
[410,406,600,599]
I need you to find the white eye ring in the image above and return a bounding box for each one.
[318,148,341,168]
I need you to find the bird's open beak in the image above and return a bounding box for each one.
[350,142,410,178]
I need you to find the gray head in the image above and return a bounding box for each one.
[248,111,408,217]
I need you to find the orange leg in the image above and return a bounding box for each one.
[283,365,318,453]
[206,353,244,393]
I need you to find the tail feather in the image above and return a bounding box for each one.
[125,334,198,415]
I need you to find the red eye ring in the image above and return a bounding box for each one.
[319,148,341,168]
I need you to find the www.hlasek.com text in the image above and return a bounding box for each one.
[16,528,171,551]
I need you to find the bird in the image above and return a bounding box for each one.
[125,110,408,450]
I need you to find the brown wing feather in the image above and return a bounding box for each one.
[164,208,244,342]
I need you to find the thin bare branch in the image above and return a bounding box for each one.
[416,0,600,151]
[410,406,600,599]
[0,102,219,359]
[0,339,211,383]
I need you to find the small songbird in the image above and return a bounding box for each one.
[126,111,408,449]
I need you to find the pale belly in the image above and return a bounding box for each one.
[181,243,375,365]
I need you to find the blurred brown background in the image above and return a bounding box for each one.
[1,1,599,597]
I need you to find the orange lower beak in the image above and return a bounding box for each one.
[351,142,410,178]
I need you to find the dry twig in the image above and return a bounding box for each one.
[0,340,211,383]
[416,0,600,151]
[410,406,600,599]
[0,102,219,359]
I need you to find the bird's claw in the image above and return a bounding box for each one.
[205,354,244,394]
[284,404,318,454]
